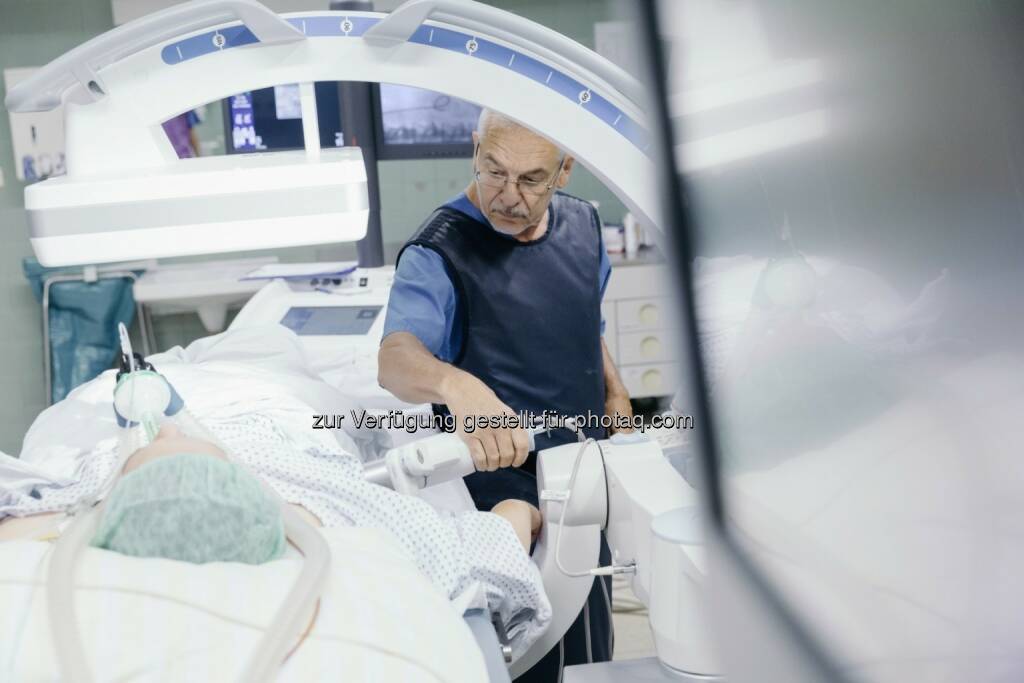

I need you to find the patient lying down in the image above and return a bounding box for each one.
[1,418,550,657]
[92,423,540,564]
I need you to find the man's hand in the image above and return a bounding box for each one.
[605,390,635,433]
[601,338,634,433]
[378,332,530,471]
[441,371,531,472]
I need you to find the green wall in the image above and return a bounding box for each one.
[0,0,119,455]
[0,0,623,454]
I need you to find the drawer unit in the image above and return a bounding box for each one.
[619,363,678,399]
[616,297,671,332]
[605,263,673,301]
[603,258,677,397]
[617,329,675,365]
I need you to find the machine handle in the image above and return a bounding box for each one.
[4,0,304,113]
[378,424,550,494]
[402,429,538,478]
[363,0,645,109]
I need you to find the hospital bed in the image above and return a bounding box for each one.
[3,0,706,680]
[0,324,516,681]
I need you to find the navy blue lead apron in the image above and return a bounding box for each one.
[397,190,607,469]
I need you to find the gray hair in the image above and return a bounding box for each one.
[476,108,525,140]
[476,108,566,162]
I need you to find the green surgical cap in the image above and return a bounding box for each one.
[91,453,286,565]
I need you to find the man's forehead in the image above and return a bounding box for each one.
[479,129,561,170]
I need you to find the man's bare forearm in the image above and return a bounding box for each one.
[377,331,466,405]
[379,332,531,469]
[602,338,634,432]
[601,338,630,400]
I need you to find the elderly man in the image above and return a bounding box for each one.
[378,109,632,679]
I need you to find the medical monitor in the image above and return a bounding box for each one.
[371,83,480,160]
[224,81,344,153]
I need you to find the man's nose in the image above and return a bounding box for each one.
[498,180,522,205]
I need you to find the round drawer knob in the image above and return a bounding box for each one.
[639,304,659,326]
[641,336,662,357]
[642,370,662,391]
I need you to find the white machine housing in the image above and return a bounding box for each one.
[228,266,400,407]
[526,436,719,678]
[25,148,369,267]
[230,269,390,357]
[4,0,659,268]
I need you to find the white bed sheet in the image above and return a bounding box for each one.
[0,526,487,682]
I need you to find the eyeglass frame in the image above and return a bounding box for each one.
[472,144,567,198]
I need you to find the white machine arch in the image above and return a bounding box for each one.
[6,0,660,267]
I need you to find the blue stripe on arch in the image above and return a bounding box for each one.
[160,15,650,155]
[286,15,379,37]
[409,25,459,51]
[583,91,617,125]
[160,24,257,65]
[618,117,651,151]
[506,51,552,85]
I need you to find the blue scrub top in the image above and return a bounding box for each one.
[383,193,611,362]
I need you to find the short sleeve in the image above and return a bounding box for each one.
[382,246,459,361]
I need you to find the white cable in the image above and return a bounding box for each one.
[81,370,142,513]
[5,539,54,679]
[552,438,601,578]
[48,503,102,683]
[551,433,636,579]
[50,356,155,683]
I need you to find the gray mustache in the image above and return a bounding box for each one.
[494,208,528,218]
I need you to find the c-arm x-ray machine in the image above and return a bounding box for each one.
[5,1,716,679]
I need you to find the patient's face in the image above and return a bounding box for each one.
[124,423,226,474]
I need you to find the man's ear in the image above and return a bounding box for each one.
[557,156,575,188]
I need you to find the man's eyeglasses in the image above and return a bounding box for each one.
[474,152,566,197]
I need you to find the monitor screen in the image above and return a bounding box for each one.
[373,83,481,159]
[225,82,344,153]
[279,306,381,336]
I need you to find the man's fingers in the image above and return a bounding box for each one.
[477,432,501,471]
[466,437,489,472]
[495,430,516,468]
[511,429,530,467]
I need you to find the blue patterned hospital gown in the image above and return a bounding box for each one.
[2,411,551,658]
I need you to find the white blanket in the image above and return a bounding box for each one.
[1,325,549,662]
[0,526,487,682]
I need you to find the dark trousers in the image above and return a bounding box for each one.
[465,459,614,682]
